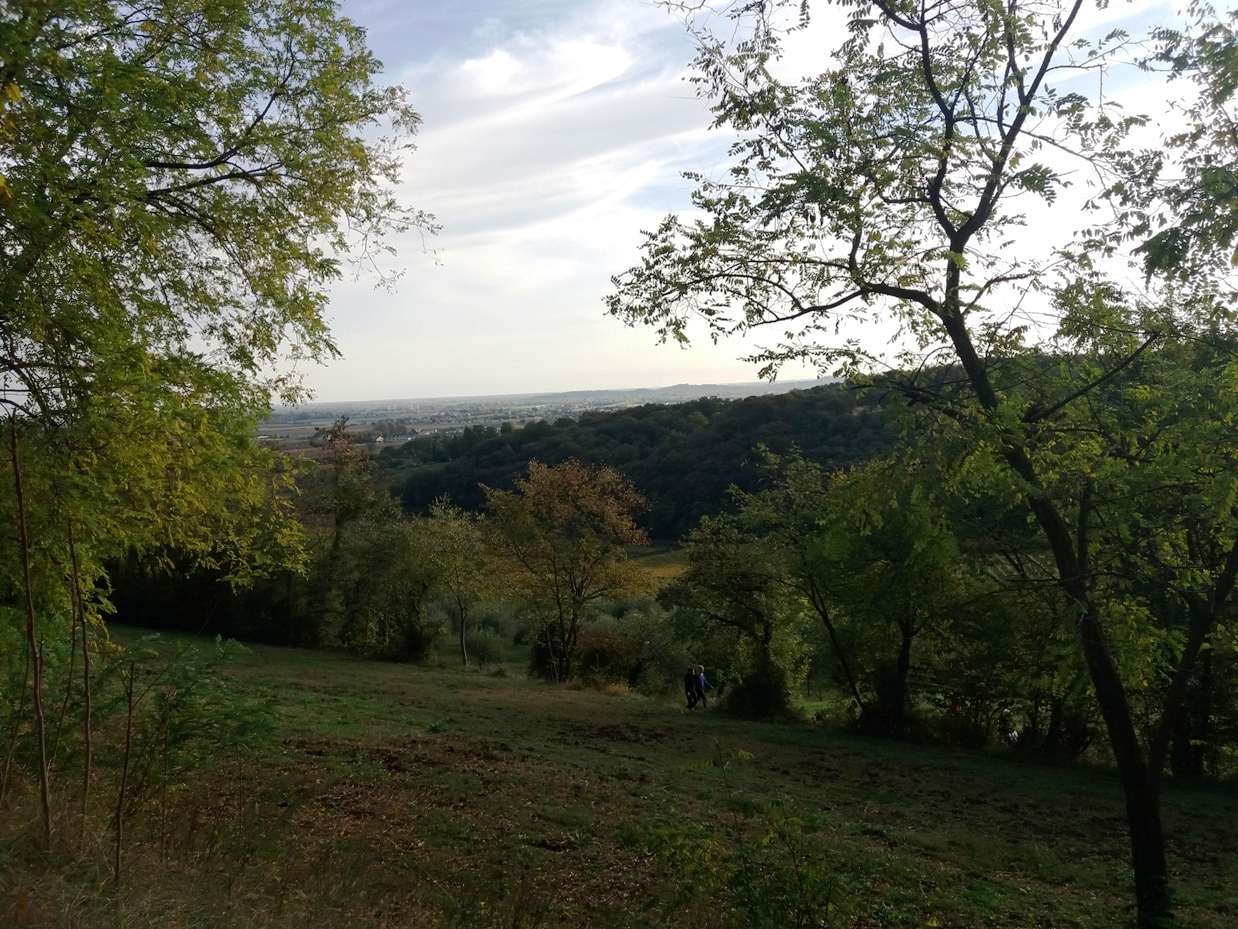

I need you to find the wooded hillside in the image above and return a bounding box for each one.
[382,383,897,540]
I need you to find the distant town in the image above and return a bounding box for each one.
[261,380,829,450]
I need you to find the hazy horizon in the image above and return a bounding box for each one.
[287,377,831,410]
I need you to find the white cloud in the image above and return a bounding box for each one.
[307,0,784,401]
[307,0,1189,402]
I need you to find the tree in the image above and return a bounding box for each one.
[661,514,807,717]
[609,2,1238,923]
[423,499,491,667]
[331,515,444,661]
[485,460,648,681]
[313,419,388,549]
[0,0,426,836]
[741,454,973,735]
[2,0,428,417]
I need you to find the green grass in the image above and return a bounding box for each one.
[630,546,688,586]
[3,631,1235,929]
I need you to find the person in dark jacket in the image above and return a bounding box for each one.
[694,665,711,708]
[683,668,699,708]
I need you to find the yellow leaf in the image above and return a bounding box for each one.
[2,83,19,103]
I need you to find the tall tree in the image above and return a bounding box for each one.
[0,0,427,830]
[423,499,491,667]
[485,460,648,682]
[608,2,1238,924]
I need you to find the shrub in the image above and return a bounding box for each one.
[472,602,520,644]
[723,660,793,719]
[575,624,638,684]
[464,627,505,667]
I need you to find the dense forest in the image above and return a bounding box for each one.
[383,383,898,539]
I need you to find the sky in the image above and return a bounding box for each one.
[303,0,1185,403]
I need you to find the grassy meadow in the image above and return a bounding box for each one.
[2,631,1236,929]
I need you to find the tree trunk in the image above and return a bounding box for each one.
[0,645,30,801]
[892,620,914,736]
[457,596,469,667]
[806,581,865,711]
[1169,712,1199,780]
[1075,606,1172,928]
[560,614,578,682]
[11,415,53,843]
[1170,650,1212,779]
[1041,696,1064,761]
[114,661,137,886]
[947,313,1177,927]
[69,528,93,826]
[1122,764,1172,928]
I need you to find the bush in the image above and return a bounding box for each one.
[383,606,443,663]
[575,624,639,684]
[527,625,565,680]
[723,661,793,719]
[464,627,505,667]
[592,600,695,695]
[472,602,520,644]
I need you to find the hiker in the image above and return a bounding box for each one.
[683,668,699,708]
[999,709,1020,747]
[694,665,711,708]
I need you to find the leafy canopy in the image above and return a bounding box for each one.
[609,0,1153,376]
[0,0,428,639]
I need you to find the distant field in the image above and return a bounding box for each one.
[8,631,1231,929]
[631,547,688,586]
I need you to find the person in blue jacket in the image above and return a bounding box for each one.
[694,665,711,708]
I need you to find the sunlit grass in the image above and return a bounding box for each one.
[630,546,688,585]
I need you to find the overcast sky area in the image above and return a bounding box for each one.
[304,0,1186,403]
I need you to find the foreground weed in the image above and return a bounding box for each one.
[634,800,848,929]
[631,747,850,929]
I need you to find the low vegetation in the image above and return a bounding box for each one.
[2,633,1234,929]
